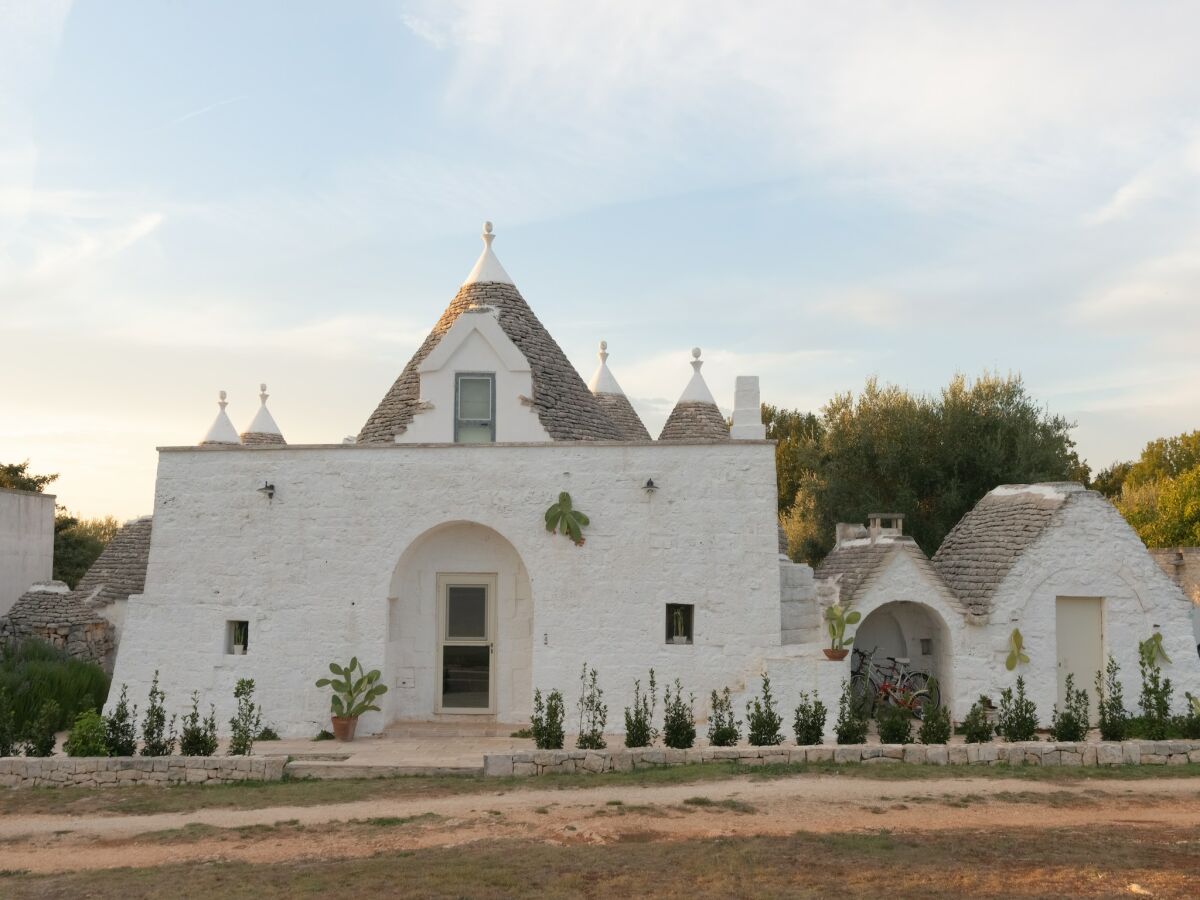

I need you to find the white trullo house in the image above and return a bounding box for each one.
[108,225,1199,738]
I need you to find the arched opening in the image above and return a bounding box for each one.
[386,522,533,724]
[854,601,954,715]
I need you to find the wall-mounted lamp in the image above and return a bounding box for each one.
[257,482,276,500]
[643,478,658,494]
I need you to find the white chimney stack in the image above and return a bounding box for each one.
[730,376,766,440]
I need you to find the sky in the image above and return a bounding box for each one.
[2,1,1199,521]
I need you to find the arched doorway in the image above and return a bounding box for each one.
[386,522,533,724]
[853,601,954,715]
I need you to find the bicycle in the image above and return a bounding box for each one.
[850,646,940,720]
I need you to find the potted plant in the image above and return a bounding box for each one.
[823,603,860,660]
[671,607,688,644]
[232,621,248,655]
[315,657,388,742]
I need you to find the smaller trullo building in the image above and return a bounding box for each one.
[106,224,1200,738]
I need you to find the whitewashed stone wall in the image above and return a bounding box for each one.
[0,487,55,616]
[966,492,1200,719]
[110,440,782,737]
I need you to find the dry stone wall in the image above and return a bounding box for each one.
[484,740,1200,776]
[0,584,114,668]
[0,755,287,789]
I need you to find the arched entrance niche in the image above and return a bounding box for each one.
[855,601,954,712]
[386,522,533,724]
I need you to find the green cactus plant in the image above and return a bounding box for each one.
[824,603,861,651]
[1138,632,1171,667]
[1005,628,1030,671]
[544,491,590,546]
[315,657,388,719]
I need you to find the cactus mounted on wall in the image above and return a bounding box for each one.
[544,491,589,546]
[1005,628,1030,671]
[1138,632,1171,667]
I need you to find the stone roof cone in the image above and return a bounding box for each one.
[587,340,651,441]
[200,391,240,445]
[240,384,287,446]
[358,223,622,443]
[658,348,729,441]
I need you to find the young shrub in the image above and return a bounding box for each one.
[1179,693,1200,740]
[997,677,1038,742]
[745,673,784,746]
[1095,656,1127,742]
[876,703,913,744]
[23,699,61,757]
[103,684,138,756]
[706,687,741,747]
[140,671,176,757]
[917,702,952,745]
[961,696,993,744]
[792,691,827,745]
[257,724,281,741]
[662,679,696,749]
[623,670,658,749]
[1137,654,1173,741]
[575,664,607,750]
[1049,673,1090,742]
[0,687,16,757]
[228,678,262,756]
[179,692,219,756]
[834,679,868,745]
[530,688,565,750]
[0,638,110,736]
[64,709,109,757]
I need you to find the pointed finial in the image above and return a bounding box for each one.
[482,220,494,249]
[218,390,228,409]
[259,383,269,405]
[598,340,609,363]
[691,347,703,372]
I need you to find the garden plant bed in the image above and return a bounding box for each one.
[484,740,1200,776]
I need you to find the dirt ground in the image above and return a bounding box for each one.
[2,773,1199,879]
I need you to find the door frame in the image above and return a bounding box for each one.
[435,572,497,714]
[1055,595,1104,712]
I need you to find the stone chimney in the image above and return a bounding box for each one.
[868,513,904,541]
[730,376,766,440]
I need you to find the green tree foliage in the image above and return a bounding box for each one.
[0,461,58,492]
[1124,431,1200,490]
[776,373,1086,564]
[1091,461,1132,499]
[1106,430,1200,548]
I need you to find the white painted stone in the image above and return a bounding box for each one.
[730,376,766,440]
[463,222,514,285]
[200,391,240,445]
[0,488,55,616]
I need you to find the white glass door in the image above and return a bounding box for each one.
[437,574,495,713]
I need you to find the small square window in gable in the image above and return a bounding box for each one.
[666,604,694,645]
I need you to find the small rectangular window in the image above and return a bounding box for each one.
[226,620,249,655]
[666,604,694,645]
[455,373,495,443]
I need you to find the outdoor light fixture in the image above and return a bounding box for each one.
[257,482,275,500]
[643,478,658,494]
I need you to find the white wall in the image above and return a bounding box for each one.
[110,439,780,737]
[0,488,55,616]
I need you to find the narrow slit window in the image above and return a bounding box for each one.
[665,604,694,645]
[455,373,495,443]
[226,620,249,655]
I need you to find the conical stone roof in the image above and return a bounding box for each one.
[358,225,622,444]
[587,341,651,442]
[659,348,729,441]
[241,384,287,446]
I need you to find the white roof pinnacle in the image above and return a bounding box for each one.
[587,339,626,396]
[463,221,515,286]
[676,347,717,404]
[200,390,240,445]
[244,383,284,437]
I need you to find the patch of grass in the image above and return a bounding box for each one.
[355,813,441,828]
[3,761,1199,819]
[682,796,756,814]
[7,826,1200,898]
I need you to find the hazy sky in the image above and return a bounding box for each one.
[3,2,1199,521]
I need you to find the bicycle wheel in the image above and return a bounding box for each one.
[905,673,940,719]
[849,673,876,718]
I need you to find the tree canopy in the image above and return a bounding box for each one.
[775,373,1088,565]
[1109,430,1200,548]
[0,461,58,493]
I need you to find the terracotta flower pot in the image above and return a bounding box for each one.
[823,648,849,661]
[331,715,359,742]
